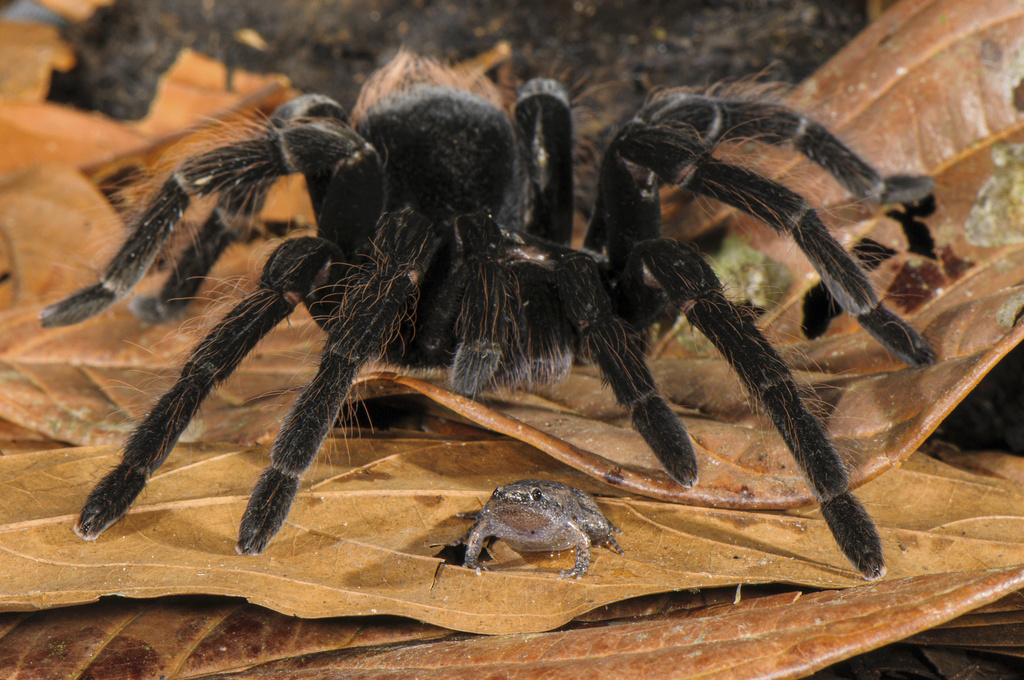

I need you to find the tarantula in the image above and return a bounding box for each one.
[42,54,935,580]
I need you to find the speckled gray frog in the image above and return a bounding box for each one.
[456,479,624,578]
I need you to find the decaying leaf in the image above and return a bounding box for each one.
[0,438,1022,634]
[0,101,149,177]
[0,22,75,103]
[3,569,1021,679]
[132,49,292,139]
[0,597,448,679]
[213,567,1024,678]
[0,164,122,311]
[931,445,1024,486]
[0,0,1023,668]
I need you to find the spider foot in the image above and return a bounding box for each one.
[632,396,698,487]
[41,284,118,327]
[819,493,886,580]
[237,468,301,555]
[129,294,188,324]
[879,175,935,204]
[451,341,502,397]
[74,464,148,540]
[856,306,935,366]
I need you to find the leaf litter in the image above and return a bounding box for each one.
[0,0,1023,674]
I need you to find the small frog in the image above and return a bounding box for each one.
[455,479,624,578]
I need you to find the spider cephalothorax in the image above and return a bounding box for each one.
[42,53,935,579]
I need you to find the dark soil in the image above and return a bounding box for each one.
[49,0,865,123]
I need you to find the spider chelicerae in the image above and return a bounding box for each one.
[42,53,935,580]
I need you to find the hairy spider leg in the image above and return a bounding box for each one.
[626,238,884,579]
[74,94,387,540]
[132,95,356,322]
[129,209,241,322]
[500,252,576,391]
[585,115,891,578]
[40,94,370,327]
[640,93,936,204]
[237,209,440,555]
[75,236,341,540]
[448,213,521,396]
[411,211,519,396]
[556,252,699,487]
[514,79,575,245]
[615,120,935,366]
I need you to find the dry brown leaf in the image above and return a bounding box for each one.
[132,49,292,139]
[0,101,150,176]
[0,44,292,179]
[0,303,318,446]
[930,446,1024,485]
[1,437,1022,634]
[0,598,448,679]
[0,418,65,455]
[0,164,122,311]
[1,569,1021,679]
[204,568,1024,678]
[907,591,1024,657]
[0,0,1022,655]
[0,22,75,103]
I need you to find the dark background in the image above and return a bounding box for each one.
[46,0,865,124]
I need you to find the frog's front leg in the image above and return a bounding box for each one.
[559,525,593,579]
[459,520,492,574]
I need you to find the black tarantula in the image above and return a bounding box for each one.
[42,54,935,580]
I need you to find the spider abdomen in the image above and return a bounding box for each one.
[357,84,518,224]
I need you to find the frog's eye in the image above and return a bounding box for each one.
[531,488,544,502]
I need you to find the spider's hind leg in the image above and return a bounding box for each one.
[41,94,371,326]
[641,92,935,205]
[615,121,935,366]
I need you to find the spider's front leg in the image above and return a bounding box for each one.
[75,236,342,539]
[555,253,698,487]
[624,239,884,579]
[514,78,574,245]
[237,209,440,555]
[450,216,520,396]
